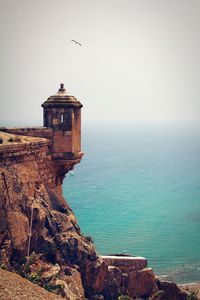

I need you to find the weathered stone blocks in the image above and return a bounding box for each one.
[102,255,147,272]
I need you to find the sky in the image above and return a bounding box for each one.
[0,0,200,126]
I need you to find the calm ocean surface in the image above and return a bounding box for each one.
[63,123,200,283]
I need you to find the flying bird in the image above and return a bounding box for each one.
[71,40,82,46]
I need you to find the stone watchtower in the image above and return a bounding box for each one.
[41,83,83,184]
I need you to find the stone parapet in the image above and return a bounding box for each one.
[0,127,52,139]
[0,121,83,199]
[0,133,55,188]
[0,140,51,151]
[0,139,51,159]
[0,129,81,193]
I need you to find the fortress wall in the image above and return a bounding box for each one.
[0,127,52,139]
[0,140,55,189]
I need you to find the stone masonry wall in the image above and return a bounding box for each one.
[0,134,108,300]
[0,140,55,189]
[0,127,52,139]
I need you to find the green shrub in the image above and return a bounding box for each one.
[44,282,64,294]
[85,235,94,244]
[26,272,40,284]
[187,290,199,300]
[27,252,37,266]
[0,263,6,270]
[7,136,21,143]
[7,137,14,143]
[150,290,165,299]
[17,252,37,277]
[118,296,133,300]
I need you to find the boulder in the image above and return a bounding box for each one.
[156,280,188,300]
[7,211,29,254]
[126,268,158,298]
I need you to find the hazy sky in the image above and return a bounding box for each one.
[0,0,200,126]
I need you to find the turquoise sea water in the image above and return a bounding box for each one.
[63,123,200,284]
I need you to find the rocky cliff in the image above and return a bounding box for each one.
[0,132,107,299]
[0,131,188,300]
[0,268,63,300]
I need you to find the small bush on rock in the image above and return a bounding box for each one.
[0,264,6,270]
[85,235,94,244]
[7,137,14,143]
[27,252,37,266]
[26,272,40,284]
[150,290,165,299]
[7,136,21,143]
[187,289,199,300]
[44,282,64,294]
[118,296,133,300]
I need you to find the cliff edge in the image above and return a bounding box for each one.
[0,131,107,299]
[0,131,189,300]
[0,84,189,299]
[0,268,63,300]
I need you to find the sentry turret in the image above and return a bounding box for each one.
[42,83,83,161]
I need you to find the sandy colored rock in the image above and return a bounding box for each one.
[7,211,29,252]
[103,266,124,300]
[41,264,61,279]
[0,127,187,299]
[179,283,200,300]
[126,268,158,298]
[55,267,85,300]
[0,269,63,300]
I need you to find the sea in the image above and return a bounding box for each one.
[63,122,200,284]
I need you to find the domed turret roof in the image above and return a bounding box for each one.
[42,83,83,108]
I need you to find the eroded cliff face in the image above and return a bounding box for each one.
[0,135,108,299]
[0,133,188,300]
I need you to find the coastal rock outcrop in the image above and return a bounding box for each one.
[156,280,188,300]
[0,268,64,300]
[0,134,106,299]
[0,132,188,299]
